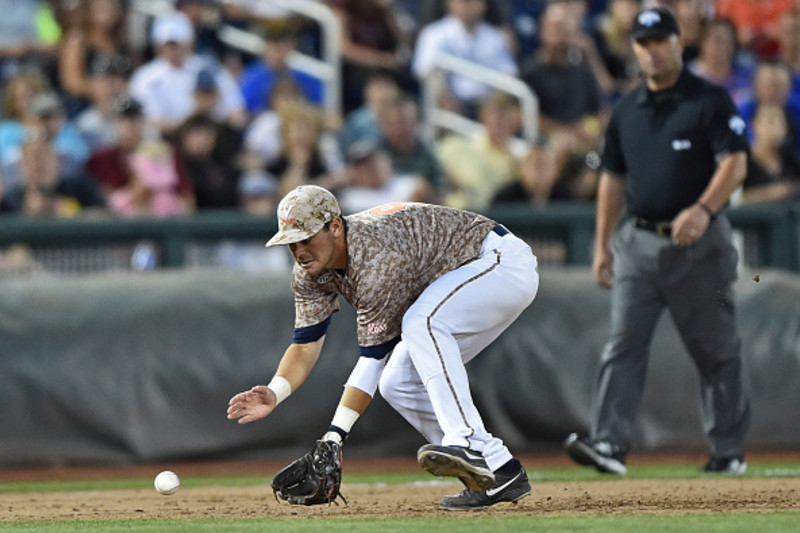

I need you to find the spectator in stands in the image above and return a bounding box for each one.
[492,135,598,207]
[3,96,104,217]
[239,24,324,115]
[267,100,343,196]
[590,0,642,99]
[108,139,195,218]
[329,0,413,114]
[0,69,50,191]
[715,0,795,57]
[336,138,434,213]
[742,102,800,204]
[87,96,194,213]
[74,52,133,155]
[738,61,800,155]
[242,77,302,169]
[412,0,518,118]
[0,90,90,194]
[520,2,607,168]
[243,78,341,173]
[673,0,707,63]
[340,72,400,151]
[238,169,279,216]
[687,18,755,106]
[491,142,558,207]
[175,113,241,210]
[191,68,246,146]
[58,0,129,106]
[377,93,445,197]
[0,0,61,83]
[129,10,247,137]
[176,0,233,69]
[776,10,800,97]
[437,91,528,211]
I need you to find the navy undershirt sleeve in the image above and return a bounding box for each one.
[358,336,401,360]
[292,315,332,344]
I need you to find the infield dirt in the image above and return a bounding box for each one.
[3,451,800,521]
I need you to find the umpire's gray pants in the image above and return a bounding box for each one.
[591,217,751,458]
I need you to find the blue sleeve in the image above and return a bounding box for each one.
[292,315,332,344]
[358,336,401,360]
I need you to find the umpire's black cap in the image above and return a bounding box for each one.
[631,6,680,42]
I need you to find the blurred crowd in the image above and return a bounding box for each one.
[0,0,799,221]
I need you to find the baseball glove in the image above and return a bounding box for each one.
[270,440,346,506]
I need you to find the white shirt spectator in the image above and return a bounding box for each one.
[130,55,245,128]
[412,15,517,104]
[129,11,245,129]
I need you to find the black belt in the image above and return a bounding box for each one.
[633,217,672,237]
[492,225,510,237]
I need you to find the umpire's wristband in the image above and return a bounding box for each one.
[696,201,717,220]
[267,376,291,406]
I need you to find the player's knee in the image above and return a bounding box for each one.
[401,307,429,334]
[378,368,401,407]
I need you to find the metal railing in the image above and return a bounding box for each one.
[421,52,539,152]
[1,203,798,276]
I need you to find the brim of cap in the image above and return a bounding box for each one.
[632,29,674,41]
[265,226,317,247]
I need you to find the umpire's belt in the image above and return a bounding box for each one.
[633,217,672,238]
[492,224,510,237]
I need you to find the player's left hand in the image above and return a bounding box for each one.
[227,385,276,424]
[671,204,710,246]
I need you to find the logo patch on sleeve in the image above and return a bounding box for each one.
[728,115,746,135]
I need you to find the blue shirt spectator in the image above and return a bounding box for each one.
[239,25,324,114]
[0,92,89,190]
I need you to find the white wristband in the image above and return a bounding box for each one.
[266,376,291,406]
[331,405,360,433]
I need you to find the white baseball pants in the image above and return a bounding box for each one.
[378,230,539,471]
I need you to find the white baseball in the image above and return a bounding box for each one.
[154,470,180,495]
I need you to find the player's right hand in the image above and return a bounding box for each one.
[227,385,276,424]
[592,249,614,289]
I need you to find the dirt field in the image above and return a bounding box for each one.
[3,452,799,521]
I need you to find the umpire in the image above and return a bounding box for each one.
[565,6,751,474]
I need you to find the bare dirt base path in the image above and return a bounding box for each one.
[3,478,800,522]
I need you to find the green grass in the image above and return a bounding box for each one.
[2,514,800,533]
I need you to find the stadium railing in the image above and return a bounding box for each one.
[0,203,798,276]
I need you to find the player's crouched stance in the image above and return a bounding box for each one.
[226,185,539,510]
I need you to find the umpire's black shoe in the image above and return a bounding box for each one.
[417,444,495,491]
[564,433,628,475]
[439,459,531,511]
[701,456,747,475]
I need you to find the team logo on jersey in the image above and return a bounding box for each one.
[729,115,746,136]
[638,11,661,27]
[671,139,691,151]
[366,322,388,335]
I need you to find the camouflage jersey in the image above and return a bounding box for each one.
[291,202,498,354]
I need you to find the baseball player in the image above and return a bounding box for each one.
[227,185,539,510]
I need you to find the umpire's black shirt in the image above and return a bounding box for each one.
[601,68,750,220]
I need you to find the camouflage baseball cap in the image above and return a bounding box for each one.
[265,185,341,247]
